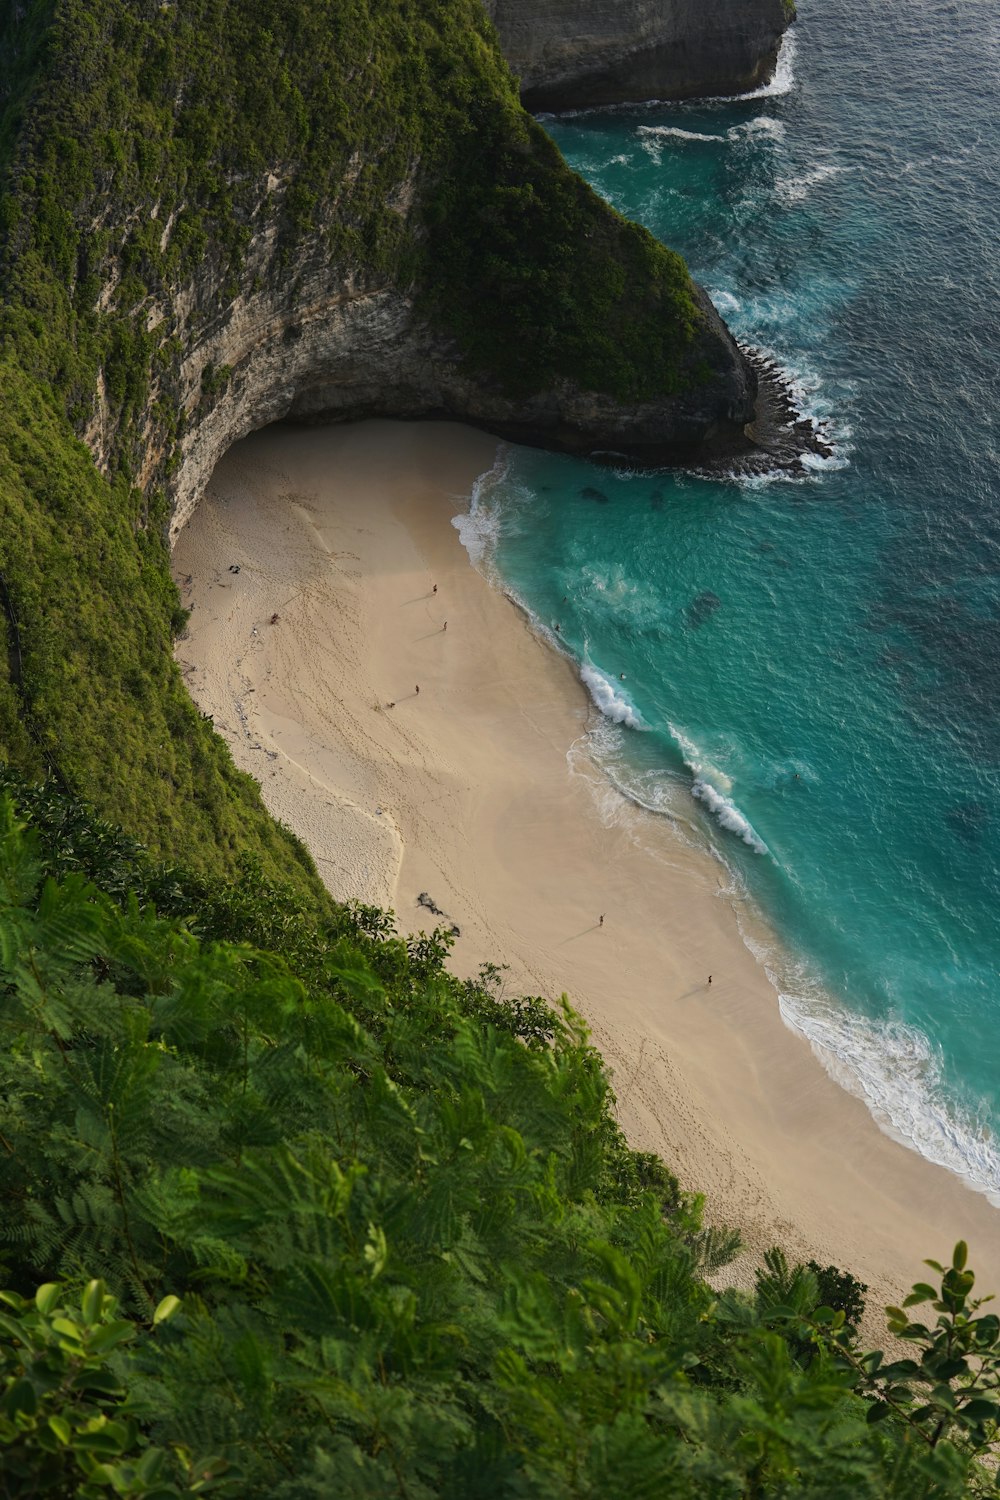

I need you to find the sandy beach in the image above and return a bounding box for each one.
[172,418,1000,1330]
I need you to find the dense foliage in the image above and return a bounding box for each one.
[0,783,998,1497]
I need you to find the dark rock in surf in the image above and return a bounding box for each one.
[686,590,722,627]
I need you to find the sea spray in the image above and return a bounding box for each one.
[579,663,645,729]
[691,777,769,855]
[734,28,798,100]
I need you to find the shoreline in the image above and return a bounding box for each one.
[172,417,1000,1332]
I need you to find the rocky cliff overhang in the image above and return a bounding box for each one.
[484,0,792,111]
[161,237,755,543]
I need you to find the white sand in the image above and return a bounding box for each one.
[172,418,1000,1332]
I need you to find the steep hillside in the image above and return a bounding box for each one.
[0,778,996,1498]
[0,0,752,876]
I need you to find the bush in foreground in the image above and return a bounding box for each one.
[0,784,997,1496]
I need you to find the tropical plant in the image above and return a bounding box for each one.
[0,782,996,1495]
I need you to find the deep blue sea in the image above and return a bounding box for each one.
[455,0,1000,1195]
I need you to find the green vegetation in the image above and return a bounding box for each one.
[0,783,999,1497]
[422,98,699,398]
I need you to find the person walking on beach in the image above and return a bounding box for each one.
[599,914,604,927]
[443,620,447,632]
[415,684,420,695]
[432,584,438,594]
[707,974,712,985]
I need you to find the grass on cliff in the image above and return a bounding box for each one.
[0,353,319,893]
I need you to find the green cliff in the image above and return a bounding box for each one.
[0,0,752,878]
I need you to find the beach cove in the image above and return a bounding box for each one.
[172,418,1000,1324]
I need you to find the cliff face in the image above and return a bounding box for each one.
[165,245,753,541]
[484,0,791,111]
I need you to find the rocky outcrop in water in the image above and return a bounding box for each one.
[484,0,792,111]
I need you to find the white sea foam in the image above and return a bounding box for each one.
[579,663,645,728]
[729,115,787,141]
[710,289,742,316]
[669,723,768,853]
[734,29,798,99]
[451,450,509,570]
[580,698,1000,1200]
[692,777,769,853]
[774,161,846,204]
[741,342,856,475]
[566,723,709,863]
[779,992,1000,1203]
[533,27,795,120]
[669,724,733,794]
[638,124,725,144]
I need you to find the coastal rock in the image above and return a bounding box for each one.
[161,208,756,540]
[484,0,792,111]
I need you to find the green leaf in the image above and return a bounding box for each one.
[954,1240,968,1271]
[878,1359,919,1380]
[51,1316,83,1342]
[88,1320,135,1353]
[153,1295,181,1326]
[866,1401,892,1424]
[976,1314,1000,1345]
[74,1422,130,1456]
[81,1279,106,1326]
[960,1399,1000,1423]
[136,1447,168,1483]
[903,1288,936,1306]
[35,1283,61,1315]
[48,1414,72,1445]
[4,1378,38,1419]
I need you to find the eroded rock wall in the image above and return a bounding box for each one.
[165,226,753,542]
[485,0,790,110]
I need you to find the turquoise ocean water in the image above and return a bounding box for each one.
[455,0,1000,1194]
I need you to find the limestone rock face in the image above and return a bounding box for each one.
[166,245,754,543]
[484,0,790,110]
